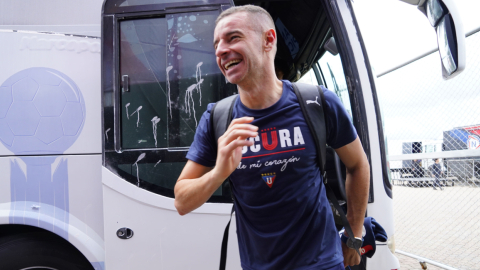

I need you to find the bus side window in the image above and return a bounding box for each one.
[297,51,353,121]
[165,11,223,148]
[120,18,168,149]
[119,10,222,150]
[107,9,230,201]
[316,52,353,121]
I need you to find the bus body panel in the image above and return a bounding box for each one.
[0,0,102,36]
[0,31,102,157]
[0,154,105,268]
[0,24,105,269]
[102,167,241,269]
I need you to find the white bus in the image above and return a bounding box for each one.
[0,0,465,269]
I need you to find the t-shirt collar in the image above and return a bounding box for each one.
[235,80,292,118]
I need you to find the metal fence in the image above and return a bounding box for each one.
[376,30,480,269]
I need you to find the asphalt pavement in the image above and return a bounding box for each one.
[396,252,443,270]
[393,185,480,270]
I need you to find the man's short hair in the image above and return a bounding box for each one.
[215,5,275,33]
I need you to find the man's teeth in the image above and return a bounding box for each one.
[225,60,241,70]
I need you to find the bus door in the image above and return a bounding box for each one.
[316,0,466,269]
[101,0,240,269]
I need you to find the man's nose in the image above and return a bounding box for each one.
[215,40,229,57]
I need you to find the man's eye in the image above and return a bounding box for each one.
[231,36,239,40]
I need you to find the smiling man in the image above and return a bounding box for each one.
[174,5,370,270]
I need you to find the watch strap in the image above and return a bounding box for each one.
[340,232,363,256]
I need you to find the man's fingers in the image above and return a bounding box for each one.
[342,243,361,267]
[228,116,254,127]
[226,130,258,141]
[219,137,254,156]
[217,117,258,146]
[223,124,258,138]
[219,129,258,146]
[216,116,257,160]
[222,117,257,136]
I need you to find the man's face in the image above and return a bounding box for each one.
[213,12,264,85]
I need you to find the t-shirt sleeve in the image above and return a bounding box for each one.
[185,103,217,167]
[322,86,358,149]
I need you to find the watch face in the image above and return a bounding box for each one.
[353,238,362,249]
[347,237,363,250]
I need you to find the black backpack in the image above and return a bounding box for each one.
[211,83,359,269]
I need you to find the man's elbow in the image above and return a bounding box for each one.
[174,199,188,216]
[174,186,188,216]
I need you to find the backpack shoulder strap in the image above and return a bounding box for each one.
[211,94,239,143]
[293,82,361,256]
[211,94,238,270]
[291,82,327,174]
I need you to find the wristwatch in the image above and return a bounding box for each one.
[340,232,363,250]
[346,236,363,250]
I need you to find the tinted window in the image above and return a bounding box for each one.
[120,10,222,150]
[117,0,202,7]
[317,52,353,120]
[120,18,168,149]
[106,9,230,201]
[166,11,223,147]
[298,52,353,121]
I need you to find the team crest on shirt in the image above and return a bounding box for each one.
[261,172,276,188]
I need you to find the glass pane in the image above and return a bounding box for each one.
[297,68,318,85]
[118,160,186,190]
[118,0,195,7]
[114,11,230,201]
[120,18,168,149]
[436,15,457,76]
[426,0,445,27]
[317,52,353,120]
[166,10,222,147]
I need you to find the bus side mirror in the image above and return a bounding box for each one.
[399,0,465,79]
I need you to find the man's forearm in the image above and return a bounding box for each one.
[345,160,370,238]
[174,167,224,215]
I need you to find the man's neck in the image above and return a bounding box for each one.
[237,77,284,110]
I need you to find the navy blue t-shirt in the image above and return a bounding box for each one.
[187,81,357,270]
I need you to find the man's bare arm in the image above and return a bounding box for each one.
[174,117,258,216]
[334,137,370,266]
[174,161,218,216]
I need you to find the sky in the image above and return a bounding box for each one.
[351,0,480,155]
[352,0,480,75]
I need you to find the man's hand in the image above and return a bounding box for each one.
[174,117,257,215]
[211,117,258,180]
[342,242,361,267]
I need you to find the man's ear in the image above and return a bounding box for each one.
[264,28,276,52]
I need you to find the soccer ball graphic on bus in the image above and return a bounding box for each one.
[0,67,85,154]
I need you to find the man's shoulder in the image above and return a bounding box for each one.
[202,102,216,121]
[194,102,216,133]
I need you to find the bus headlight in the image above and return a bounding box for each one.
[387,234,396,254]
